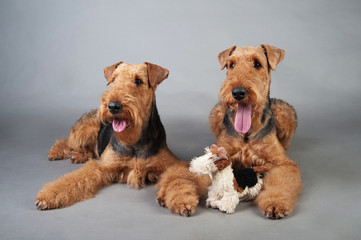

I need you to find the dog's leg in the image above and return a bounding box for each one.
[48,138,71,160]
[156,161,211,217]
[271,98,297,149]
[48,110,100,162]
[254,159,302,219]
[67,110,100,163]
[35,160,111,210]
[70,147,97,164]
[209,103,225,137]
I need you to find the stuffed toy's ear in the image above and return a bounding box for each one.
[217,147,228,160]
[261,44,285,71]
[211,144,218,150]
[218,46,237,70]
[145,62,169,88]
[104,61,123,86]
[210,144,219,155]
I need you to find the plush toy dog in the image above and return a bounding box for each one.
[189,144,264,214]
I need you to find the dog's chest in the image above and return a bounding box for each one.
[110,135,163,159]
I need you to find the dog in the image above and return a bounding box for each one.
[189,144,265,214]
[36,61,180,210]
[156,44,302,219]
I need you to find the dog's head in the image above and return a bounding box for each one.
[98,62,169,144]
[217,44,284,134]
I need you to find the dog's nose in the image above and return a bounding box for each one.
[108,102,122,114]
[232,87,247,101]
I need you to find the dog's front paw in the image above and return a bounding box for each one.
[172,201,197,217]
[166,189,199,217]
[156,180,199,217]
[48,148,67,161]
[35,181,75,210]
[156,196,166,208]
[157,189,198,217]
[155,162,202,217]
[178,204,196,217]
[48,139,70,161]
[48,151,64,161]
[259,200,292,220]
[35,198,51,210]
[35,190,60,210]
[70,149,91,164]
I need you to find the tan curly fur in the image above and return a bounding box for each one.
[36,62,181,210]
[156,44,302,219]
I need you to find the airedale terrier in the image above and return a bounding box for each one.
[36,61,180,210]
[156,44,302,219]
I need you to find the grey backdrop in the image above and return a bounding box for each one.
[1,0,361,239]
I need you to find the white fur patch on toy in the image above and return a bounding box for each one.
[189,148,217,179]
[189,144,263,214]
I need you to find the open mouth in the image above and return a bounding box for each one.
[234,103,252,134]
[112,119,130,133]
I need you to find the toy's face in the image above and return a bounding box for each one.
[209,145,231,172]
[210,144,228,160]
[189,145,231,179]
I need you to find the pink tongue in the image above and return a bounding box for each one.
[234,104,252,134]
[112,119,128,133]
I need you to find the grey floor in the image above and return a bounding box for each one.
[1,1,361,240]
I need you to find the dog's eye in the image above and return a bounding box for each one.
[134,78,143,86]
[254,61,262,69]
[229,61,235,69]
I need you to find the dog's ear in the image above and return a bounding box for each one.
[104,61,123,86]
[218,46,236,70]
[145,62,169,88]
[261,44,285,71]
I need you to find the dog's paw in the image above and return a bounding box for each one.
[70,150,89,164]
[48,139,70,161]
[127,170,146,189]
[35,192,58,210]
[156,197,166,208]
[175,203,196,217]
[157,188,198,217]
[260,201,291,220]
[48,152,63,161]
[48,148,67,161]
[35,199,50,210]
[169,194,198,217]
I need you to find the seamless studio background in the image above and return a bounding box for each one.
[1,0,360,240]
